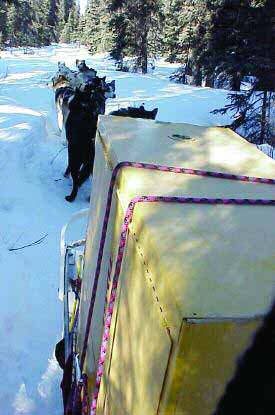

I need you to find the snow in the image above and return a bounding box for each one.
[0,59,8,79]
[0,44,233,414]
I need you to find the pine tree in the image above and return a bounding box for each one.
[58,0,74,23]
[0,1,8,48]
[211,0,275,144]
[5,0,37,47]
[80,0,112,52]
[108,0,162,73]
[162,0,184,63]
[107,1,128,61]
[33,0,59,45]
[60,1,80,43]
[45,0,59,41]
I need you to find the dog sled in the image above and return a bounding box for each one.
[58,116,275,415]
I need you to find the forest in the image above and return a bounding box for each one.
[0,0,274,144]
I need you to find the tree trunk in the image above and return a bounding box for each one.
[260,90,268,144]
[140,29,148,74]
[194,65,202,86]
[231,74,241,91]
[269,0,275,91]
[205,73,214,88]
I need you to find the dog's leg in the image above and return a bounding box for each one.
[78,163,91,187]
[64,165,70,177]
[78,140,95,187]
[65,167,79,202]
[65,145,80,202]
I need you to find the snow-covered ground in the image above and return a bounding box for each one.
[0,44,233,415]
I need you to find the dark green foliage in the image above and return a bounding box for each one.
[79,0,111,53]
[60,1,80,43]
[213,90,275,144]
[0,0,79,48]
[210,0,275,144]
[109,0,163,73]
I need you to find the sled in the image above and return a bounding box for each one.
[59,116,275,414]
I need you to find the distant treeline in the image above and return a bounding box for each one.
[0,0,79,47]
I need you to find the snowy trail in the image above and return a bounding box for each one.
[0,46,90,415]
[0,45,231,415]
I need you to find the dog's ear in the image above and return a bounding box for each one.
[151,108,158,118]
[110,80,116,88]
[102,76,106,82]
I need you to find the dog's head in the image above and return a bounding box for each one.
[104,79,116,99]
[52,74,70,89]
[93,77,116,99]
[76,59,87,71]
[58,61,66,69]
[56,62,75,83]
[57,61,69,73]
[139,105,158,119]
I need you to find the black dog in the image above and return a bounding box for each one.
[64,87,98,202]
[110,105,158,119]
[63,78,116,201]
[56,78,116,134]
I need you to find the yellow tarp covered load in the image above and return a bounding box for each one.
[77,116,275,414]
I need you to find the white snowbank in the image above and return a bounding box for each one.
[0,59,8,79]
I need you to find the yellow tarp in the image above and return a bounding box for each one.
[77,116,275,414]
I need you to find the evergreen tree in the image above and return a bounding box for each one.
[0,1,8,48]
[211,0,275,144]
[162,0,184,63]
[45,0,59,41]
[58,0,74,23]
[107,1,129,61]
[80,0,112,52]
[33,0,59,44]
[166,0,212,84]
[60,1,80,43]
[5,0,37,47]
[108,0,162,73]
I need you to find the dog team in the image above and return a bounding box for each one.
[52,59,158,202]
